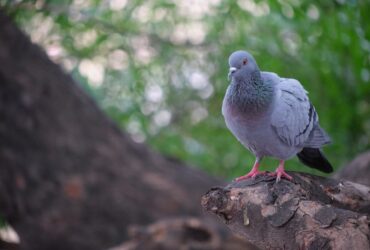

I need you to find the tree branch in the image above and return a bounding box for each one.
[201,172,370,250]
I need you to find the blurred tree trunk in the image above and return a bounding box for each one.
[0,11,222,250]
[333,151,370,186]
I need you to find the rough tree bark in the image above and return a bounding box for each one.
[202,172,370,249]
[0,11,224,250]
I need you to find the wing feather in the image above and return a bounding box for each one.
[271,78,317,147]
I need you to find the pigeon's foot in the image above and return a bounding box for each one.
[235,167,266,181]
[269,170,292,182]
[269,160,292,182]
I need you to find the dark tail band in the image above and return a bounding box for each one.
[297,147,333,173]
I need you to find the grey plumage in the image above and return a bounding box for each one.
[222,51,332,179]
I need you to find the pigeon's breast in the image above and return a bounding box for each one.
[222,99,299,159]
[222,100,269,152]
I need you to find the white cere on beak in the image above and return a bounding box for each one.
[229,67,237,74]
[228,67,237,81]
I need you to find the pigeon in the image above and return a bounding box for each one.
[222,50,332,182]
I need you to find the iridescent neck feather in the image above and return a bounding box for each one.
[227,70,273,113]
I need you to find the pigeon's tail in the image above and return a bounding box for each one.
[297,147,333,173]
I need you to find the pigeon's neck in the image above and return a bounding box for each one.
[227,71,273,113]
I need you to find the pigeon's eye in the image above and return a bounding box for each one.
[243,59,248,65]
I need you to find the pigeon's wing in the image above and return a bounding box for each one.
[271,78,318,147]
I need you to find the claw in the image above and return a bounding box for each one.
[234,161,266,181]
[269,170,292,182]
[270,160,293,182]
[235,170,266,181]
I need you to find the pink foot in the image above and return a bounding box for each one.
[269,161,292,182]
[269,171,292,182]
[235,169,266,181]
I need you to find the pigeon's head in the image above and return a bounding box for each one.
[228,51,259,81]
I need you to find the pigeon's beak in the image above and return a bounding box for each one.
[228,67,237,81]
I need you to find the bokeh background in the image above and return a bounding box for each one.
[4,0,370,178]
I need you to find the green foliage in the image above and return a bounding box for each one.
[4,0,370,179]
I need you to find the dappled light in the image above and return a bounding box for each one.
[4,0,369,179]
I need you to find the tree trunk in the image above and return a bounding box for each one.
[0,11,222,250]
[202,172,370,250]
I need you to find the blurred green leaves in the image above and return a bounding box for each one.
[4,0,370,179]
